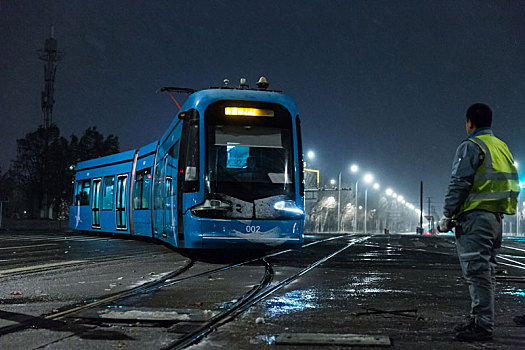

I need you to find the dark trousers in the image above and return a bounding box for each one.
[455,210,502,332]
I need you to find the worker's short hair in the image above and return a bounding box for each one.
[466,103,492,128]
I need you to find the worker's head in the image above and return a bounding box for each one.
[466,103,492,134]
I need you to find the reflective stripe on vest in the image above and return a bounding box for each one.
[458,134,520,216]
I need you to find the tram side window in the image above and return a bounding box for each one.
[75,180,91,206]
[166,141,179,196]
[102,176,115,210]
[179,109,200,192]
[133,168,151,210]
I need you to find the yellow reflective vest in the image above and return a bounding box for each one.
[457,134,520,216]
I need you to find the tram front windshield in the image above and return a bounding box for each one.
[205,103,294,203]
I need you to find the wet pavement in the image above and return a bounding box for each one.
[0,230,524,349]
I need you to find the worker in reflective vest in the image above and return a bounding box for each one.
[438,103,519,342]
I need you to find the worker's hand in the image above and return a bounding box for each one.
[438,216,453,232]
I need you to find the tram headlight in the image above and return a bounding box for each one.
[190,199,232,217]
[274,200,304,218]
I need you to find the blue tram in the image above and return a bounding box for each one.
[69,79,305,249]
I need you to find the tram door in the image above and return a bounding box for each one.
[91,178,101,228]
[116,174,128,230]
[165,141,179,242]
[153,155,167,238]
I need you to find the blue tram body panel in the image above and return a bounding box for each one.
[70,149,136,234]
[70,84,305,250]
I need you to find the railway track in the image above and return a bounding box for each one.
[0,233,362,343]
[165,235,371,349]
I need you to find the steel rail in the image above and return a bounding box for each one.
[0,259,195,336]
[166,236,371,349]
[164,259,275,350]
[158,234,354,289]
[0,234,352,338]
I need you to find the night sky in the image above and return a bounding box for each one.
[2,1,524,209]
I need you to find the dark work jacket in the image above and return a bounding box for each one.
[443,128,492,218]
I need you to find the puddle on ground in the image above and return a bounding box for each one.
[264,289,318,317]
[500,286,525,298]
[252,335,276,345]
[345,287,412,295]
[344,273,412,296]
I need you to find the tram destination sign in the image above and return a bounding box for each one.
[225,107,274,117]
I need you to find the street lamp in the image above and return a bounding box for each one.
[386,188,393,196]
[307,151,315,161]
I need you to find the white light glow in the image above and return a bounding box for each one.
[307,151,315,160]
[274,200,304,215]
[363,173,374,184]
[373,183,380,190]
[392,193,398,198]
[385,188,393,196]
[330,179,336,185]
[350,164,359,173]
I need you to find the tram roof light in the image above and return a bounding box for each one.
[363,173,374,184]
[350,164,359,173]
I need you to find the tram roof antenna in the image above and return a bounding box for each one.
[159,87,196,94]
[158,87,196,110]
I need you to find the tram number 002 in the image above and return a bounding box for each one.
[246,226,261,233]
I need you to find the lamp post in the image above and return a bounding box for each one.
[350,164,359,233]
[515,174,521,235]
[363,173,374,234]
[337,172,342,232]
